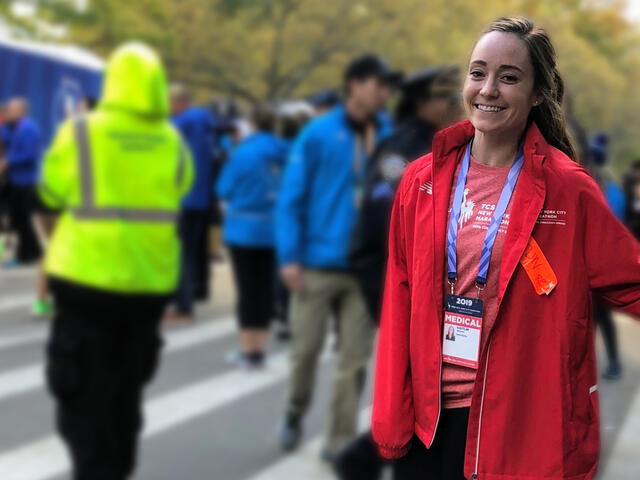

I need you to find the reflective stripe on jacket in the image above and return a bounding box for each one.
[39,43,193,293]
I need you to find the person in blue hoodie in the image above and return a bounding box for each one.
[216,105,288,368]
[275,55,399,458]
[0,97,42,264]
[166,85,216,322]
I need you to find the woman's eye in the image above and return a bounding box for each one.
[502,75,518,83]
[469,70,484,78]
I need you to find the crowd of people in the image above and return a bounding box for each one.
[1,14,639,480]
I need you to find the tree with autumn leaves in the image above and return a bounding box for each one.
[2,0,639,166]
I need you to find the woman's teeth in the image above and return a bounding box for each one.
[476,104,505,112]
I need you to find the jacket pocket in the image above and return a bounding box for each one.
[45,333,83,402]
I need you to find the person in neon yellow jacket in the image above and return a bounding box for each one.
[38,42,193,480]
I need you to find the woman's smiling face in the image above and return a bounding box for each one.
[463,31,541,138]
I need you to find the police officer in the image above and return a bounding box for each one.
[38,43,192,480]
[349,66,462,321]
[335,66,461,480]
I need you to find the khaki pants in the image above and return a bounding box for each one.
[286,269,375,452]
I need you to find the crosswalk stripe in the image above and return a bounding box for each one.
[0,330,47,351]
[0,347,333,480]
[0,267,38,280]
[0,294,33,313]
[601,386,640,479]
[246,407,372,480]
[0,317,235,401]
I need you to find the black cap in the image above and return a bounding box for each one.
[401,66,460,99]
[344,54,402,85]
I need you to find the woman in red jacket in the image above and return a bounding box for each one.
[372,16,640,480]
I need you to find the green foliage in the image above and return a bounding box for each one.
[2,0,640,167]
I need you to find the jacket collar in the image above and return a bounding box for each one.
[431,119,550,165]
[430,120,548,316]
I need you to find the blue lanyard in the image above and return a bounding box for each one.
[447,140,524,293]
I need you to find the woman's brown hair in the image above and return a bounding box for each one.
[485,17,577,161]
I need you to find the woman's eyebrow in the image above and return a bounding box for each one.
[499,64,524,72]
[469,60,524,73]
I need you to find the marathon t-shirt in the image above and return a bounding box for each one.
[441,155,514,409]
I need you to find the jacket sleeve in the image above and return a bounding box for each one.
[275,128,313,266]
[581,174,640,317]
[37,120,76,209]
[178,139,195,198]
[8,122,41,166]
[371,166,415,459]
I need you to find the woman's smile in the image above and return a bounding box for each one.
[474,103,507,113]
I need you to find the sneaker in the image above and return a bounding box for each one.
[246,351,266,369]
[2,258,19,269]
[319,448,339,464]
[225,350,250,369]
[275,323,292,342]
[226,350,266,370]
[278,413,302,451]
[163,310,195,324]
[31,299,54,317]
[603,361,623,380]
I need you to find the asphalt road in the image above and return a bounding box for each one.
[0,261,638,480]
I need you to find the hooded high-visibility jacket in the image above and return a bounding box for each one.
[39,43,193,294]
[372,120,640,480]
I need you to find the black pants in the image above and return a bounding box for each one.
[47,279,169,480]
[8,184,41,263]
[228,245,275,329]
[394,408,469,479]
[175,209,210,314]
[593,299,619,364]
[335,408,469,480]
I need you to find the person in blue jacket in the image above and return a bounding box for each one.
[0,97,42,264]
[216,105,288,368]
[275,54,399,458]
[166,85,216,321]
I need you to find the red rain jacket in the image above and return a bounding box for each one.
[372,120,640,480]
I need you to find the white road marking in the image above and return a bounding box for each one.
[601,386,640,479]
[0,294,34,313]
[0,266,38,281]
[0,347,333,480]
[247,407,372,480]
[0,329,47,351]
[0,317,235,401]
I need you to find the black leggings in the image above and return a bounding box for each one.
[593,299,619,364]
[228,245,275,329]
[8,185,41,262]
[394,408,469,480]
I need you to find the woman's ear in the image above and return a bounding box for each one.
[532,93,543,107]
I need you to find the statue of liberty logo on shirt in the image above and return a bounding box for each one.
[459,188,475,227]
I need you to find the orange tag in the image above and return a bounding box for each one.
[520,237,557,295]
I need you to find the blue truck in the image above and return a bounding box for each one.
[0,36,103,146]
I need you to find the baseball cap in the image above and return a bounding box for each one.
[402,66,460,100]
[344,54,402,85]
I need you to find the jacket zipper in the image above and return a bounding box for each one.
[428,352,443,448]
[472,342,491,479]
